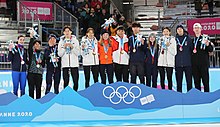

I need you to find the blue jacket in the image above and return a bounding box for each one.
[129,34,147,63]
[8,44,28,72]
[175,34,193,67]
[145,43,159,66]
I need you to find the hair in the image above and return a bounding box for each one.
[99,35,112,47]
[162,27,171,32]
[86,27,94,34]
[148,34,157,49]
[17,35,25,40]
[63,25,72,32]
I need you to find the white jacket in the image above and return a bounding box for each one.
[112,34,129,65]
[158,36,177,67]
[58,35,80,68]
[80,36,99,66]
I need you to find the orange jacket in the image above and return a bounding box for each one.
[98,39,113,64]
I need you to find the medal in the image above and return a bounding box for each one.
[193,36,200,54]
[120,50,124,54]
[21,61,25,65]
[161,49,164,54]
[193,48,197,53]
[105,55,108,59]
[36,64,40,68]
[176,37,186,52]
[133,49,136,53]
[179,46,183,51]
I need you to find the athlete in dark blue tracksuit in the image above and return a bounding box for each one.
[175,25,193,92]
[145,33,159,88]
[44,34,61,94]
[8,35,28,96]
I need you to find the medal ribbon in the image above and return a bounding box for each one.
[17,45,24,62]
[176,36,187,47]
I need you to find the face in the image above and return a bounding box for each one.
[48,37,56,45]
[193,27,202,35]
[132,27,140,34]
[63,28,72,38]
[18,37,25,44]
[149,36,156,43]
[162,29,170,37]
[102,33,109,40]
[87,30,94,39]
[117,30,125,37]
[177,27,184,36]
[34,42,41,50]
[90,8,95,13]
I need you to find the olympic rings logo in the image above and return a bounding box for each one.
[103,85,141,105]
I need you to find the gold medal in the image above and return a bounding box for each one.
[133,49,136,53]
[105,55,108,59]
[120,50,124,54]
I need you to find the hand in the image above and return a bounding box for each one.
[205,40,210,46]
[30,30,34,38]
[38,59,42,64]
[63,43,69,48]
[166,42,170,46]
[81,44,86,49]
[141,38,144,45]
[68,43,73,49]
[9,43,14,51]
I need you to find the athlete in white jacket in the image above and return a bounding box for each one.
[58,26,80,91]
[80,28,99,88]
[111,26,129,82]
[158,27,177,90]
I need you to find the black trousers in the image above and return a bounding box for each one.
[63,67,79,91]
[28,73,42,99]
[83,65,99,88]
[158,66,173,90]
[45,68,61,94]
[129,62,145,84]
[99,64,113,84]
[114,63,129,82]
[145,64,158,88]
[175,66,192,93]
[192,65,210,92]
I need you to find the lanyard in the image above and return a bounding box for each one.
[176,36,187,47]
[104,43,109,54]
[132,35,140,49]
[51,45,57,54]
[88,38,95,51]
[17,45,24,61]
[34,51,41,64]
[150,46,155,57]
[120,37,124,50]
[193,36,200,49]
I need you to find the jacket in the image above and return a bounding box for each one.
[158,36,177,67]
[192,35,213,67]
[8,44,28,72]
[58,35,80,68]
[80,36,99,66]
[128,34,147,63]
[98,39,113,64]
[111,34,129,65]
[175,34,193,67]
